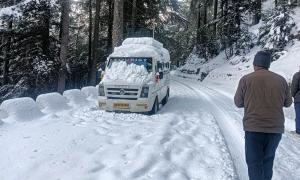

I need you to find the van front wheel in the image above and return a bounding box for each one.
[148,97,159,115]
[162,89,169,106]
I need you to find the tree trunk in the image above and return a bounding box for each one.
[42,3,50,56]
[252,0,262,25]
[196,2,201,45]
[107,0,113,54]
[2,0,15,85]
[131,0,137,29]
[57,0,70,93]
[3,22,12,85]
[213,0,218,36]
[112,0,124,48]
[88,0,93,80]
[89,0,101,86]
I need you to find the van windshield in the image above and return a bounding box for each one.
[108,57,153,72]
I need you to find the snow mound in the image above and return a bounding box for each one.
[111,38,170,62]
[122,37,163,48]
[81,86,98,100]
[36,93,70,113]
[0,97,44,121]
[0,109,8,120]
[63,89,89,107]
[102,61,153,84]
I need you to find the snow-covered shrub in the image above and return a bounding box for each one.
[229,55,251,65]
[259,5,295,58]
[0,77,31,103]
[235,27,256,55]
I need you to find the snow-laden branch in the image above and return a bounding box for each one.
[0,0,57,17]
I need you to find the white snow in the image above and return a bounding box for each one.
[81,86,98,100]
[110,38,170,63]
[0,80,238,180]
[0,109,8,120]
[1,2,300,179]
[101,61,153,84]
[63,89,91,107]
[122,37,163,49]
[36,93,71,114]
[0,97,44,122]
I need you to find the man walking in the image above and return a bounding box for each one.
[234,51,292,180]
[291,67,300,134]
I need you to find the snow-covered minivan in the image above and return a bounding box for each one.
[98,37,170,114]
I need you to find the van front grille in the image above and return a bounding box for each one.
[106,87,139,100]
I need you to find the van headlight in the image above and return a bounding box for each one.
[140,86,149,98]
[98,85,105,96]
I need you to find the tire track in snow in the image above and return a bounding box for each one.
[165,79,238,179]
[172,78,248,180]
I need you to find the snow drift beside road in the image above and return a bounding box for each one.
[81,86,98,100]
[0,97,44,122]
[36,93,71,114]
[63,89,90,107]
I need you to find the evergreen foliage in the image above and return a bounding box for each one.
[259,4,295,58]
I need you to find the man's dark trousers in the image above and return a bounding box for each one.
[295,103,300,133]
[245,132,282,180]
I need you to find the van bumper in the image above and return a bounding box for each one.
[98,97,153,112]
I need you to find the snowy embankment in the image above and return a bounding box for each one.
[0,80,238,180]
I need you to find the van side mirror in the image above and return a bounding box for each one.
[159,72,164,79]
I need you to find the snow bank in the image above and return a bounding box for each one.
[63,89,89,107]
[36,93,70,113]
[122,37,163,49]
[102,61,153,84]
[111,38,170,62]
[175,51,228,81]
[0,109,8,120]
[81,86,98,100]
[271,41,300,82]
[0,97,44,122]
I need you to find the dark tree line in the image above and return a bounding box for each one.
[0,0,179,102]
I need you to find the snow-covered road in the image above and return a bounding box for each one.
[1,77,300,180]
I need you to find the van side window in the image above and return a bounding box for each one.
[165,62,170,69]
[157,62,163,72]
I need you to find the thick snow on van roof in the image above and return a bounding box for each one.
[110,37,170,63]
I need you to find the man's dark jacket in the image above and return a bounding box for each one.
[291,71,300,103]
[234,69,293,133]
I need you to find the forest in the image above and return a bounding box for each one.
[0,0,299,102]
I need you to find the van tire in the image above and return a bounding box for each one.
[162,89,169,106]
[148,97,159,115]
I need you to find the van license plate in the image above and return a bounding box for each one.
[113,103,129,109]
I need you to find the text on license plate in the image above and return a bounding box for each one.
[113,103,129,109]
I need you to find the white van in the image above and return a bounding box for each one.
[98,37,170,114]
